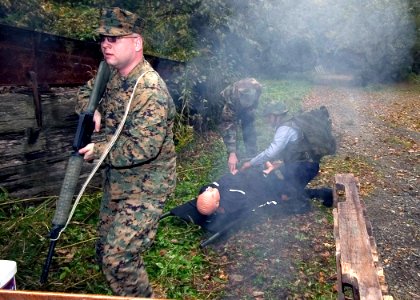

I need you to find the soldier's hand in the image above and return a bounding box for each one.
[93,110,101,132]
[228,152,238,174]
[79,143,95,161]
[240,161,252,172]
[263,161,275,175]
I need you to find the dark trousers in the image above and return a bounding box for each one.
[280,161,320,196]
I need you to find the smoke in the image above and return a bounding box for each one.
[160,0,416,127]
[218,0,416,83]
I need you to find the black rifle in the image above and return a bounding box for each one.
[40,61,110,284]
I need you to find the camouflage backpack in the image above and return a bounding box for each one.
[291,106,336,161]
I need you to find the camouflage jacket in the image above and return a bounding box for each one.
[220,78,262,153]
[76,59,176,175]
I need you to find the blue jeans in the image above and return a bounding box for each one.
[281,161,320,192]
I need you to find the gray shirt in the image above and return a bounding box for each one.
[250,125,299,166]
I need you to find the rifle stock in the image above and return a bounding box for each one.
[40,61,110,284]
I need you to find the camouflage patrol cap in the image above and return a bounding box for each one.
[96,7,143,36]
[235,78,262,108]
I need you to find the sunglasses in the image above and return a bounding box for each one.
[100,35,139,43]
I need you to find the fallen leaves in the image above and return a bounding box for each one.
[206,83,418,299]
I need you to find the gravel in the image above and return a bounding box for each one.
[305,84,420,299]
[213,83,419,299]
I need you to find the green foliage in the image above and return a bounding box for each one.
[174,119,195,153]
[173,68,196,152]
[407,72,420,83]
[2,0,419,139]
[138,4,199,61]
[1,0,419,82]
[46,3,99,40]
[171,54,239,133]
[0,0,55,30]
[0,192,112,294]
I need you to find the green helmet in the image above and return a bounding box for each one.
[221,78,262,108]
[96,7,143,37]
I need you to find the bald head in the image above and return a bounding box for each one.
[196,186,221,215]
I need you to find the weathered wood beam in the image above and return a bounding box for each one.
[0,289,165,300]
[0,89,102,198]
[333,173,392,300]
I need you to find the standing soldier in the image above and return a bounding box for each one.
[76,7,176,298]
[220,78,262,174]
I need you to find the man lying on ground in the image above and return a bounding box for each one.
[196,162,333,216]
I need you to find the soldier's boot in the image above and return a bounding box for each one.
[305,188,333,207]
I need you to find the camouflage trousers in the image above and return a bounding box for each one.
[96,165,175,297]
[239,109,257,157]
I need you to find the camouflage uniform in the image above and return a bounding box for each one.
[220,78,262,157]
[76,7,176,298]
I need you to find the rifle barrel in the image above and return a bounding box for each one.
[40,61,110,284]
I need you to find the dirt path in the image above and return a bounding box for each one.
[307,84,419,299]
[214,83,419,299]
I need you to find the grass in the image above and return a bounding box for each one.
[0,132,229,299]
[0,78,384,299]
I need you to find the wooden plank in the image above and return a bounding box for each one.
[333,207,344,297]
[0,290,164,300]
[333,173,390,300]
[0,89,102,198]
